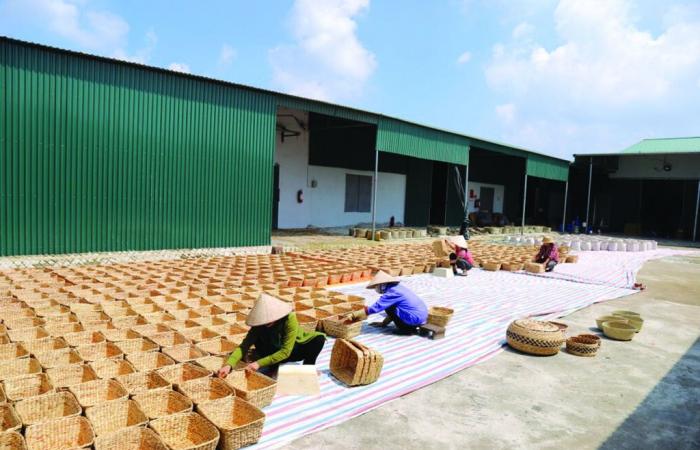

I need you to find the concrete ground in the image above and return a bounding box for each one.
[290,253,700,450]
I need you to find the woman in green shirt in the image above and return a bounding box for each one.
[217,293,326,378]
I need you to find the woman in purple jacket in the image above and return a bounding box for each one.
[351,271,429,335]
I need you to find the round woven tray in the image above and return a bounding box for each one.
[506,319,564,356]
[566,335,600,357]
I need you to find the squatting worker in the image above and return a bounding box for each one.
[217,293,326,378]
[445,235,474,276]
[350,271,428,335]
[534,236,559,272]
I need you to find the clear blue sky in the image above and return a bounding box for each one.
[2,0,699,159]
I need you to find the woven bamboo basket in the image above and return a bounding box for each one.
[102,328,142,342]
[3,317,45,330]
[481,262,501,271]
[601,321,636,341]
[0,342,29,360]
[181,328,219,344]
[34,348,84,368]
[0,431,27,450]
[501,262,523,272]
[427,306,454,327]
[566,336,600,357]
[0,403,21,432]
[85,398,148,436]
[132,388,193,420]
[223,371,277,409]
[94,426,167,450]
[62,330,105,347]
[295,313,318,334]
[149,331,190,347]
[76,342,124,361]
[131,324,171,337]
[112,316,149,329]
[44,322,84,337]
[91,358,136,379]
[321,317,362,339]
[177,377,234,406]
[13,391,82,426]
[195,338,236,357]
[193,356,226,373]
[46,363,99,388]
[162,344,209,363]
[116,371,171,395]
[149,412,219,450]
[506,319,565,356]
[115,338,160,355]
[565,255,579,263]
[197,396,265,450]
[69,379,129,408]
[25,416,95,450]
[2,373,54,401]
[524,262,545,273]
[7,327,49,343]
[23,337,68,355]
[329,338,383,387]
[156,362,211,388]
[0,357,42,381]
[126,352,176,372]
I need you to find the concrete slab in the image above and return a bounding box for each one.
[289,254,700,450]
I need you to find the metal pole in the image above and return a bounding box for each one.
[562,181,568,232]
[693,179,700,242]
[464,164,470,219]
[371,148,379,240]
[585,157,593,231]
[521,173,528,235]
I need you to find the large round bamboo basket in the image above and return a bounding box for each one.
[506,319,564,356]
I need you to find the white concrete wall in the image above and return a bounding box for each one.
[466,182,505,213]
[274,108,406,229]
[610,154,700,180]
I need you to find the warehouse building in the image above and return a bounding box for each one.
[0,37,570,256]
[569,137,700,241]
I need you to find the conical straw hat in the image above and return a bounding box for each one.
[447,235,468,249]
[366,270,400,289]
[542,236,554,244]
[246,293,293,326]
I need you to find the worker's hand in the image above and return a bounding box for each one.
[245,362,260,372]
[217,365,232,378]
[351,309,367,321]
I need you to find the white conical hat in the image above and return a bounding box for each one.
[366,270,400,289]
[245,293,293,326]
[447,235,468,249]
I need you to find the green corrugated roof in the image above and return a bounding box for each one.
[622,137,700,154]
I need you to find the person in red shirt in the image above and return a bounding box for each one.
[534,236,559,272]
[445,236,474,276]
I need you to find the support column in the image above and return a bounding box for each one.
[693,179,700,242]
[371,148,379,240]
[463,164,470,219]
[585,157,593,231]
[562,181,569,232]
[521,173,528,235]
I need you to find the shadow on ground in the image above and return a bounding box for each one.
[600,337,700,450]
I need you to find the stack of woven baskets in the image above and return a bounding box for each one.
[329,339,383,386]
[506,319,602,358]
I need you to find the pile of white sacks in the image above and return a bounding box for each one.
[502,235,658,252]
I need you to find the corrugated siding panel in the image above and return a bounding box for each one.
[526,154,569,182]
[1,40,276,256]
[376,118,469,165]
[277,96,378,124]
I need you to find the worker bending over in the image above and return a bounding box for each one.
[218,293,326,379]
[351,271,428,335]
[445,235,474,276]
[534,236,559,272]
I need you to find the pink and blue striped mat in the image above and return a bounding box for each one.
[250,249,690,448]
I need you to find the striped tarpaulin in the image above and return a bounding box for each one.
[248,249,674,448]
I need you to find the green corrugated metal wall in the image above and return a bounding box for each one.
[0,39,276,256]
[376,118,469,165]
[278,96,378,125]
[526,154,569,182]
